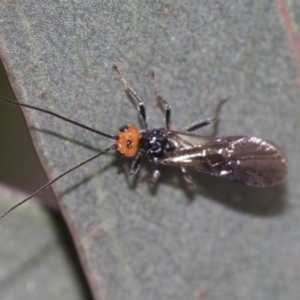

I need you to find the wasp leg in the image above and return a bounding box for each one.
[184,96,229,132]
[151,71,171,129]
[129,152,142,175]
[181,167,194,184]
[134,169,160,194]
[151,169,161,183]
[140,169,160,184]
[113,64,148,129]
[181,167,196,202]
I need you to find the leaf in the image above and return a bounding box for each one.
[0,1,299,299]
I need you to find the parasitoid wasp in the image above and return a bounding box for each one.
[0,65,287,219]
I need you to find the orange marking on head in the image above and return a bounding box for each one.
[116,125,139,157]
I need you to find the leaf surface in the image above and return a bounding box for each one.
[0,1,299,299]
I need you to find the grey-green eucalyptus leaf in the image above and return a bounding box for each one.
[0,1,299,300]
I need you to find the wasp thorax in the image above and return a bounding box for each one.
[140,128,175,158]
[116,125,139,157]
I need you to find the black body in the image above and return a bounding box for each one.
[139,128,176,158]
[138,127,287,187]
[113,65,287,187]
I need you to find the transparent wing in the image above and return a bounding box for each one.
[158,135,287,186]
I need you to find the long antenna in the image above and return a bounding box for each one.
[0,144,117,220]
[0,95,118,140]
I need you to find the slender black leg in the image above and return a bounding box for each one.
[138,169,160,185]
[151,169,161,183]
[129,153,142,175]
[181,167,194,184]
[113,64,148,129]
[184,96,229,132]
[135,169,161,193]
[151,71,171,129]
[131,169,159,194]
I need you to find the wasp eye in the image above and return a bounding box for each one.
[119,125,128,132]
